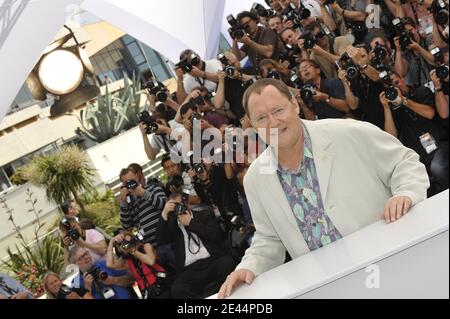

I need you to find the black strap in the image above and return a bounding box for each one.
[194,62,206,87]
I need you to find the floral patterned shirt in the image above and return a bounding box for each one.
[277,124,342,251]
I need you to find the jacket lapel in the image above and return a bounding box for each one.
[302,120,335,204]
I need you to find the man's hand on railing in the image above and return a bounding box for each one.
[217,268,255,299]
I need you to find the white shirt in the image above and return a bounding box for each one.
[178,218,211,267]
[183,59,222,93]
[149,119,184,156]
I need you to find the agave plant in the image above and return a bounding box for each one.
[76,71,148,143]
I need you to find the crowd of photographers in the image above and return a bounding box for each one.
[3,0,447,300]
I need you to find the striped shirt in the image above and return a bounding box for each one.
[120,183,167,246]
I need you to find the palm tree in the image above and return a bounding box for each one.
[23,145,94,213]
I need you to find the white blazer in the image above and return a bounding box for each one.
[237,119,429,276]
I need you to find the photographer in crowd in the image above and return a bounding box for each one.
[60,200,79,219]
[232,11,280,74]
[43,271,93,299]
[175,49,221,103]
[214,52,255,125]
[59,216,107,266]
[107,229,172,299]
[297,59,350,119]
[379,70,449,195]
[0,272,33,299]
[157,192,236,298]
[69,246,136,299]
[118,167,167,247]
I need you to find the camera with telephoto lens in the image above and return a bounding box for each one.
[227,14,246,40]
[61,217,80,241]
[119,230,144,253]
[279,43,301,70]
[392,18,413,50]
[379,70,402,109]
[431,47,449,80]
[266,69,281,80]
[338,52,360,80]
[431,0,449,26]
[139,110,159,134]
[242,77,258,91]
[300,83,316,106]
[251,2,270,17]
[144,81,168,102]
[85,265,108,281]
[301,31,317,49]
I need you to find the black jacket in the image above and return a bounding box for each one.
[156,207,228,274]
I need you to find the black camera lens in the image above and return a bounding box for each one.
[234,28,245,39]
[87,266,108,281]
[225,65,236,76]
[156,91,168,102]
[125,179,138,190]
[436,65,449,80]
[300,84,316,105]
[346,66,359,79]
[385,86,398,101]
[192,95,205,106]
[68,229,80,241]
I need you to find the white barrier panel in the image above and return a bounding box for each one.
[209,190,449,299]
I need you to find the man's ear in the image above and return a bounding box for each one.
[291,96,300,115]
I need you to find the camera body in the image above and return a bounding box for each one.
[301,32,317,49]
[225,65,236,77]
[289,72,303,88]
[251,2,270,18]
[124,179,138,190]
[266,69,281,80]
[371,41,388,66]
[166,175,184,193]
[61,217,80,241]
[227,14,246,40]
[85,265,109,281]
[347,21,368,39]
[174,202,188,215]
[120,230,144,253]
[392,18,412,50]
[431,47,450,80]
[279,43,301,70]
[144,81,168,102]
[242,77,258,91]
[139,110,159,134]
[379,70,402,108]
[300,83,316,106]
[432,0,449,26]
[338,52,360,80]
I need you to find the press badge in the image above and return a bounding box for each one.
[102,287,116,299]
[420,133,438,154]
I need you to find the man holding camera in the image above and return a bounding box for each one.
[298,59,350,119]
[218,78,429,298]
[69,246,135,299]
[157,192,236,298]
[379,71,448,195]
[175,49,221,103]
[232,11,280,74]
[118,167,167,247]
[59,216,107,267]
[0,272,33,299]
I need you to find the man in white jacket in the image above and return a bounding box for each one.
[218,78,429,298]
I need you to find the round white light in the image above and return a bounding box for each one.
[38,49,84,95]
